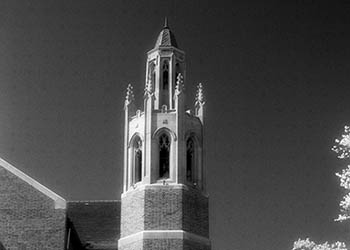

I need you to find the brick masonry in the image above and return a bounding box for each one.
[0,166,66,250]
[119,185,209,250]
[120,188,145,238]
[120,238,210,250]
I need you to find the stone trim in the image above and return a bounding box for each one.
[121,183,210,198]
[118,230,210,247]
[0,157,66,209]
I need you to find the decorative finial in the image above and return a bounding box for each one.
[195,83,205,105]
[164,17,168,28]
[175,73,184,94]
[144,76,153,96]
[195,83,205,122]
[125,84,134,108]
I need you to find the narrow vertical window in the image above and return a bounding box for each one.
[186,138,195,182]
[134,138,142,183]
[148,62,155,90]
[175,63,180,80]
[162,61,169,90]
[159,133,170,178]
[162,61,169,107]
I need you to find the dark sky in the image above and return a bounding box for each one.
[0,1,349,250]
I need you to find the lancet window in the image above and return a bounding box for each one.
[133,137,142,183]
[159,133,170,179]
[161,61,169,107]
[186,137,195,182]
[162,61,169,90]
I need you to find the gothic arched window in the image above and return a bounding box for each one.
[159,133,170,179]
[186,137,195,182]
[148,62,156,90]
[133,137,142,183]
[161,61,169,107]
[162,61,169,90]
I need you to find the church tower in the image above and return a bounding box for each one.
[118,20,210,250]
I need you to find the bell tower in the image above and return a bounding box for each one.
[118,20,210,250]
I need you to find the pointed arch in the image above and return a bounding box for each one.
[153,127,177,142]
[186,137,195,182]
[128,133,144,148]
[128,133,144,184]
[148,61,156,89]
[184,131,202,188]
[161,60,170,107]
[153,128,177,180]
[158,133,170,178]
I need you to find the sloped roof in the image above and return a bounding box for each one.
[67,200,121,250]
[0,157,66,209]
[154,22,178,48]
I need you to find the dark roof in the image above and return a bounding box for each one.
[67,200,121,250]
[154,24,178,49]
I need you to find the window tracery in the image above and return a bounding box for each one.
[159,133,170,179]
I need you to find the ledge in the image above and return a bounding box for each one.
[118,230,210,247]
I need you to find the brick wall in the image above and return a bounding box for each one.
[0,166,66,250]
[182,187,209,237]
[144,187,183,231]
[120,188,145,237]
[144,186,208,237]
[143,239,183,250]
[119,185,210,250]
[183,239,211,250]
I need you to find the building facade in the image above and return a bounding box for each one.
[118,20,211,250]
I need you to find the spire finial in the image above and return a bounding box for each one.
[144,75,154,97]
[174,73,184,95]
[195,83,205,105]
[164,17,168,28]
[125,84,135,108]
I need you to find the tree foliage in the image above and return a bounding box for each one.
[292,238,347,250]
[291,126,350,250]
[332,125,350,221]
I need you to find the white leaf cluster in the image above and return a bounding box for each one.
[293,238,347,250]
[332,125,350,221]
[335,166,350,190]
[332,126,350,159]
[335,192,350,222]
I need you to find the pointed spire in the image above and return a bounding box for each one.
[154,18,178,48]
[175,73,184,95]
[125,84,134,108]
[195,83,205,105]
[164,17,168,28]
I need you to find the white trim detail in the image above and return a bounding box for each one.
[0,157,67,209]
[121,183,209,198]
[118,230,210,247]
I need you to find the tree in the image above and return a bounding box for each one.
[332,125,350,221]
[291,126,350,250]
[292,238,346,250]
